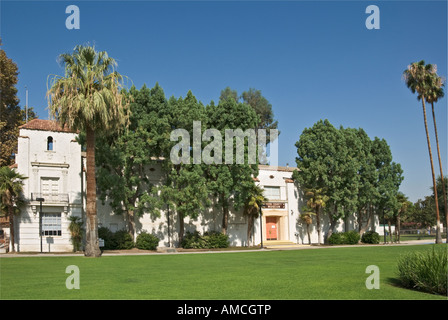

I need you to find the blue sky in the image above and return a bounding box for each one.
[1,0,447,202]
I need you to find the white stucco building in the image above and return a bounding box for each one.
[12,119,83,252]
[5,119,377,252]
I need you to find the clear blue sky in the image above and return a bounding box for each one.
[1,0,447,202]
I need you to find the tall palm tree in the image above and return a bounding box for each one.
[0,166,27,252]
[403,60,442,243]
[425,69,447,234]
[243,184,267,247]
[47,45,130,257]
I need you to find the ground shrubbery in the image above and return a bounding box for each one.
[396,245,447,296]
[328,230,381,245]
[361,231,380,244]
[181,231,230,249]
[328,230,360,245]
[98,227,160,250]
[135,231,160,250]
[98,227,134,250]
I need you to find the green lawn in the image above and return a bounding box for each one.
[1,244,446,300]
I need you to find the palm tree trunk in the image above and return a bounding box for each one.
[421,98,442,243]
[247,214,253,247]
[306,224,311,244]
[178,211,184,247]
[431,102,447,236]
[315,207,321,245]
[84,126,101,257]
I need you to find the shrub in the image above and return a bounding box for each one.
[328,232,345,245]
[68,216,83,252]
[98,227,116,250]
[344,230,360,244]
[136,232,160,250]
[204,231,230,248]
[182,231,208,249]
[361,231,380,244]
[328,231,360,245]
[98,227,134,250]
[397,246,447,296]
[181,231,229,249]
[114,230,134,249]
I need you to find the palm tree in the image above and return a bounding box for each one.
[403,60,442,243]
[0,166,27,252]
[243,184,267,247]
[303,187,328,245]
[299,212,313,245]
[425,69,447,234]
[47,45,130,257]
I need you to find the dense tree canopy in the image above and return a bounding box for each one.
[293,119,403,242]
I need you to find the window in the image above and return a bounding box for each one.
[47,136,53,151]
[40,177,59,196]
[41,213,62,236]
[264,186,280,200]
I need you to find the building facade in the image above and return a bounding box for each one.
[5,119,377,252]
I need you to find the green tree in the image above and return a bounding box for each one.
[395,192,409,243]
[412,196,437,229]
[205,97,260,235]
[0,166,27,253]
[294,120,403,242]
[219,87,279,144]
[47,45,130,257]
[293,120,350,243]
[370,138,403,237]
[161,91,210,246]
[96,84,170,240]
[403,60,442,243]
[219,86,238,103]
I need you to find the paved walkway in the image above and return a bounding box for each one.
[0,239,445,258]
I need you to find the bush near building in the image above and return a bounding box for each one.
[328,230,361,245]
[98,227,134,250]
[135,232,160,250]
[361,231,380,244]
[181,231,230,249]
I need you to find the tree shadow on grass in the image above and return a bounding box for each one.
[385,277,448,298]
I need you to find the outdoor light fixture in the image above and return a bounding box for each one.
[36,197,45,253]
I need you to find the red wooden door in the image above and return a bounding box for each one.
[266,217,278,240]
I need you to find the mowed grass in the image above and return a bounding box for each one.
[1,244,446,300]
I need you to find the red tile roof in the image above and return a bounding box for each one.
[19,119,75,133]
